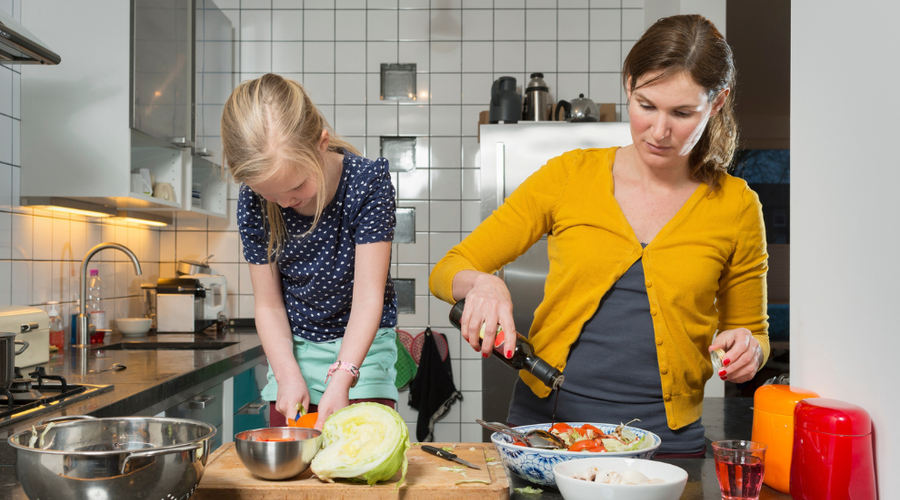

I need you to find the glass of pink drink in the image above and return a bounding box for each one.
[712,440,767,500]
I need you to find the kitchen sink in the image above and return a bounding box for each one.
[96,341,239,351]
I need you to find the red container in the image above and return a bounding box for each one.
[790,398,877,500]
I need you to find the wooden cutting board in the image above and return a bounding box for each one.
[193,442,509,500]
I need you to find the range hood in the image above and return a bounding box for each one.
[0,10,60,65]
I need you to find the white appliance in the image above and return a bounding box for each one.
[477,122,633,430]
[0,306,50,368]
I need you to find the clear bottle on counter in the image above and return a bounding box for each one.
[47,301,65,351]
[87,269,108,329]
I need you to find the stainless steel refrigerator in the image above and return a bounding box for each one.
[477,122,633,438]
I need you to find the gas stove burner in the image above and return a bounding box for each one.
[6,377,43,401]
[9,378,36,391]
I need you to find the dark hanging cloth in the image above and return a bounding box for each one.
[408,328,462,442]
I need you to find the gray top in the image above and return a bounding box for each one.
[508,254,706,454]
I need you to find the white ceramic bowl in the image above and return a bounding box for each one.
[116,318,152,336]
[553,457,688,500]
[490,422,661,487]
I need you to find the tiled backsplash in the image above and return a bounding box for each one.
[0,0,641,443]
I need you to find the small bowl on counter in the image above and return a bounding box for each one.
[235,427,322,480]
[491,422,661,487]
[116,317,152,336]
[553,457,688,500]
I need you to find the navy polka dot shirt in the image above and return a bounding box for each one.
[238,151,398,342]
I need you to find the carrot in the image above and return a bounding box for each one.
[288,411,318,428]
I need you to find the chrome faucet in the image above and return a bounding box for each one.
[76,243,143,348]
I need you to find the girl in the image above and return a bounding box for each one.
[222,74,398,430]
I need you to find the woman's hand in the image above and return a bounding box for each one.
[275,372,311,424]
[709,328,763,383]
[460,273,517,359]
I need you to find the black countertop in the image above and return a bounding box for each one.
[0,327,266,466]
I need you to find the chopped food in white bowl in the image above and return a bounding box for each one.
[553,457,687,500]
[570,466,665,484]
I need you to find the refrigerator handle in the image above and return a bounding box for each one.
[495,142,506,282]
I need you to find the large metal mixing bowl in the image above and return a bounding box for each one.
[8,416,216,500]
[235,427,322,480]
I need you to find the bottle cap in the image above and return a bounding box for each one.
[47,301,59,315]
[711,348,726,372]
[90,269,99,276]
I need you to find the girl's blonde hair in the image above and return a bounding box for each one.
[622,14,737,190]
[221,74,360,261]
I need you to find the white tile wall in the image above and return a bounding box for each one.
[0,1,639,443]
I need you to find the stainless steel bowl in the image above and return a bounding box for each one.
[235,427,322,480]
[8,416,216,500]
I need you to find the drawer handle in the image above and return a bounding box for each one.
[188,394,216,410]
[237,402,266,415]
[20,323,40,333]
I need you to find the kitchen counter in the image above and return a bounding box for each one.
[0,377,792,500]
[0,326,266,467]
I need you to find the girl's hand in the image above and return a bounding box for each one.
[461,274,516,359]
[315,372,353,430]
[709,328,763,383]
[275,373,311,423]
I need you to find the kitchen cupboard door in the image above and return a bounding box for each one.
[166,383,225,451]
[133,0,192,146]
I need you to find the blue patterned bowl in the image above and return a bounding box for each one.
[490,422,661,488]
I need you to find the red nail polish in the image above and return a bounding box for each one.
[718,369,727,377]
[483,352,489,358]
[506,349,514,359]
[720,375,727,380]
[723,358,731,366]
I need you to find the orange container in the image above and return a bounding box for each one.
[751,384,819,493]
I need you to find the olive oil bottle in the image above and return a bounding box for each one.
[449,299,564,390]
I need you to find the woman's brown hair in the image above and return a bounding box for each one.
[622,14,737,190]
[221,74,360,261]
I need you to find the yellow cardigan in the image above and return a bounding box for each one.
[429,147,770,430]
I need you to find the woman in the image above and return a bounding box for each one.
[222,74,398,430]
[429,15,768,456]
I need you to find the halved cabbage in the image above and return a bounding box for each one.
[310,402,410,486]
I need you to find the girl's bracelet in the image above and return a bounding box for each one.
[326,360,360,388]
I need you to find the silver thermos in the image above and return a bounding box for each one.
[523,73,553,121]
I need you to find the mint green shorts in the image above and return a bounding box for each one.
[260,327,399,404]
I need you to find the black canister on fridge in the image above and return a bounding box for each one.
[489,76,522,124]
[449,299,564,390]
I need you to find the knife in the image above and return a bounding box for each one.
[421,445,481,470]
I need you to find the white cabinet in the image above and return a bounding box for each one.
[20,0,229,219]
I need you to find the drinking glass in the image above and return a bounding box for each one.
[712,440,767,500]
